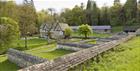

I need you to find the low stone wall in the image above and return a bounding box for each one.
[57,43,97,51]
[136,29,140,36]
[19,33,136,71]
[57,44,84,51]
[7,48,47,68]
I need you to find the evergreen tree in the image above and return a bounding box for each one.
[0,17,19,54]
[100,6,110,25]
[137,0,140,25]
[124,0,137,25]
[86,0,99,25]
[114,0,120,5]
[110,0,122,26]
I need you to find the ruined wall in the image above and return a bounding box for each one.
[7,48,47,68]
[57,44,84,51]
[19,33,136,71]
[136,29,140,36]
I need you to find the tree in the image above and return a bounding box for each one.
[0,17,19,54]
[124,0,137,25]
[100,6,110,25]
[18,4,37,36]
[114,0,120,5]
[64,27,73,39]
[61,5,86,26]
[78,24,92,39]
[18,4,37,49]
[137,0,140,25]
[86,0,100,25]
[0,1,38,36]
[37,10,50,32]
[0,1,18,22]
[110,0,122,26]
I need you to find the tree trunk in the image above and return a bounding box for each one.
[25,36,28,49]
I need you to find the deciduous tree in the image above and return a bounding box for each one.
[0,17,19,54]
[78,24,92,39]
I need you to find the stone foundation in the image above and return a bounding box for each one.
[7,48,47,68]
[19,33,136,71]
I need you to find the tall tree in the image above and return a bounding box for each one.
[137,0,140,24]
[100,6,110,25]
[114,0,120,5]
[0,17,19,54]
[37,10,51,32]
[18,4,37,36]
[86,0,99,25]
[124,0,137,25]
[110,0,122,26]
[61,5,86,26]
[0,1,18,21]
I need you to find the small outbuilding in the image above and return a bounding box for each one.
[40,23,69,39]
[123,26,139,33]
[71,25,112,33]
[91,26,112,33]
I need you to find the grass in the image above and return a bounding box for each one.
[86,40,96,44]
[0,38,49,71]
[14,38,48,50]
[72,32,111,38]
[70,36,140,71]
[0,55,19,71]
[112,26,123,33]
[27,49,74,60]
[72,26,123,38]
[26,44,74,60]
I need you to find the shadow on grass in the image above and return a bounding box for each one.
[0,59,20,71]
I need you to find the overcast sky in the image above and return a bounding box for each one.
[15,0,127,12]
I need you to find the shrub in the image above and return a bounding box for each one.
[0,17,19,54]
[78,24,92,39]
[126,18,138,26]
[64,27,73,39]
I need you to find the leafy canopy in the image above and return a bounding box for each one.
[64,27,73,39]
[78,24,92,38]
[0,17,19,54]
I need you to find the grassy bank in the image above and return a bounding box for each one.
[26,44,74,60]
[70,36,140,71]
[0,55,19,71]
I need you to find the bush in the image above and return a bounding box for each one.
[0,17,19,54]
[126,18,138,26]
[64,27,73,39]
[78,24,92,39]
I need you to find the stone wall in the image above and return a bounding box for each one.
[57,43,98,51]
[136,29,140,36]
[19,33,136,71]
[7,48,47,68]
[57,44,84,51]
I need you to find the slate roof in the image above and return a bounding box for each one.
[40,23,69,32]
[71,25,111,30]
[92,26,111,30]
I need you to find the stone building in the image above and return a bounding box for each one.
[40,23,69,39]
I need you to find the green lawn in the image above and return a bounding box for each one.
[72,26,123,38]
[0,55,19,71]
[86,40,96,44]
[14,38,48,50]
[72,32,111,38]
[112,26,123,33]
[70,36,140,71]
[26,44,74,60]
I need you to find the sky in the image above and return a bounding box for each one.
[15,0,127,12]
